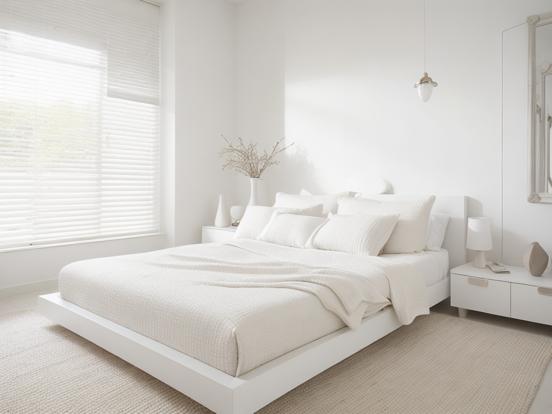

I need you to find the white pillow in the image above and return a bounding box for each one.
[258,212,327,248]
[338,195,436,254]
[426,214,450,251]
[300,189,355,197]
[274,191,351,215]
[235,205,323,240]
[311,214,399,256]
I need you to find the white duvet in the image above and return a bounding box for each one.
[59,240,431,376]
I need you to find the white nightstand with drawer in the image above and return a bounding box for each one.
[201,226,237,243]
[451,263,552,326]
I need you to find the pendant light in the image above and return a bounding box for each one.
[415,0,438,102]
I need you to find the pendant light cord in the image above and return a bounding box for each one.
[423,0,427,73]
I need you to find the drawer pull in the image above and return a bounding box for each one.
[537,287,552,296]
[468,277,488,288]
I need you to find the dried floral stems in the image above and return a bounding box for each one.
[220,136,293,178]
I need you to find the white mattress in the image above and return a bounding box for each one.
[59,241,449,376]
[381,249,449,288]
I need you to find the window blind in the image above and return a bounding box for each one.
[0,0,160,250]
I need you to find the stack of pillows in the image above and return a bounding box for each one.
[234,190,450,256]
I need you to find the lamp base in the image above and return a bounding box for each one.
[472,251,488,269]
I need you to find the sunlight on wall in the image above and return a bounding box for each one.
[284,72,432,194]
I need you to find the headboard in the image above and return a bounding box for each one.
[356,192,467,268]
[432,196,468,268]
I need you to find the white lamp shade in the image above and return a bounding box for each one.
[417,83,434,102]
[466,217,492,251]
[230,205,245,221]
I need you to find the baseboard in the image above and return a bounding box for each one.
[0,279,58,298]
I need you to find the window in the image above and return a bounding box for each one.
[0,0,160,250]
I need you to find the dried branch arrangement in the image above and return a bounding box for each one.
[220,136,293,178]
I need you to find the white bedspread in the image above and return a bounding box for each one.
[59,240,432,376]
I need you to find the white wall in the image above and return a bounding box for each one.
[160,0,176,246]
[235,0,552,268]
[235,0,285,205]
[171,0,237,245]
[0,235,167,291]
[0,0,237,290]
[502,22,552,267]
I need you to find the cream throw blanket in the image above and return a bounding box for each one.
[148,240,429,327]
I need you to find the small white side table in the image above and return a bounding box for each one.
[201,226,237,243]
[451,263,552,326]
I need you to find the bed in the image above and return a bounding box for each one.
[38,195,467,414]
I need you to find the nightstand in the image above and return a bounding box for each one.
[201,226,237,243]
[451,263,552,326]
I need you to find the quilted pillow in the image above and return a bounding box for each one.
[310,214,399,256]
[274,191,352,215]
[235,205,323,240]
[338,195,435,253]
[258,212,327,248]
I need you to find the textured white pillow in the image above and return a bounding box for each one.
[311,214,399,256]
[235,205,323,240]
[274,191,351,215]
[258,212,327,248]
[338,195,436,253]
[301,189,357,197]
[426,214,450,251]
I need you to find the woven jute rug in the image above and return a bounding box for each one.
[1,310,551,413]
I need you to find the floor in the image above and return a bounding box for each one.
[2,288,552,413]
[431,301,552,414]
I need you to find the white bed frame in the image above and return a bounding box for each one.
[38,196,467,414]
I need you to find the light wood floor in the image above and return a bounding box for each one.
[431,301,552,414]
[2,288,552,413]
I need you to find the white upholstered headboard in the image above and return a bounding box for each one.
[432,196,467,269]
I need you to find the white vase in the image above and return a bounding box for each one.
[248,177,260,206]
[214,194,231,228]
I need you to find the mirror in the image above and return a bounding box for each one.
[529,13,552,203]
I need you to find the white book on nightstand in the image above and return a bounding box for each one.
[450,263,552,326]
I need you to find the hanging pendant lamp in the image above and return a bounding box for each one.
[415,0,438,102]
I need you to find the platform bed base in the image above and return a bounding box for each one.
[38,278,449,414]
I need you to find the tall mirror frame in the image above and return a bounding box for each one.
[528,12,552,203]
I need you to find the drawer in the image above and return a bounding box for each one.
[511,284,552,326]
[451,274,510,317]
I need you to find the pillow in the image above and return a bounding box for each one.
[310,214,399,256]
[426,214,450,251]
[258,212,327,248]
[235,205,323,240]
[337,195,436,253]
[300,189,355,197]
[274,191,351,215]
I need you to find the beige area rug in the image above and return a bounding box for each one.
[1,310,552,414]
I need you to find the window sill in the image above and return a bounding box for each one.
[0,232,165,254]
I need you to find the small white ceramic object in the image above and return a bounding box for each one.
[214,194,231,228]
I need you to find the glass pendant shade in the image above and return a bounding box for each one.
[414,72,438,102]
[417,82,433,102]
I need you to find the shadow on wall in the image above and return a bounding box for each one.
[260,146,319,204]
[221,147,316,208]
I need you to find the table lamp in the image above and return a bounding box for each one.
[466,217,492,268]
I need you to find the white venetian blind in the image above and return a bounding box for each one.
[0,0,160,250]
